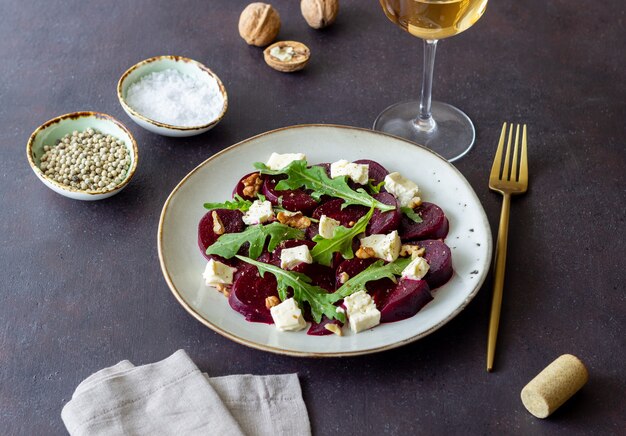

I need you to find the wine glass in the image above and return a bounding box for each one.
[375,0,488,162]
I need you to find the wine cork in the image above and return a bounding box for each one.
[521,354,588,418]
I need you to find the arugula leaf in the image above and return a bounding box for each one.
[206,223,304,259]
[367,179,385,194]
[236,256,345,323]
[328,257,412,303]
[204,194,253,212]
[254,160,395,212]
[401,207,423,224]
[310,207,374,266]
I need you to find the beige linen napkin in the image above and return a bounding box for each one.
[61,350,311,436]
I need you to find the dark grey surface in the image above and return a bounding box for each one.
[1,0,625,434]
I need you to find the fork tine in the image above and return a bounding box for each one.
[519,124,528,184]
[511,124,520,181]
[501,124,513,180]
[490,123,507,180]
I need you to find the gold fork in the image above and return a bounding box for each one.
[487,122,528,372]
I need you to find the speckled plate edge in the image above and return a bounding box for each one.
[157,124,493,357]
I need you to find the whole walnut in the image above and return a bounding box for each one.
[301,0,339,29]
[238,3,281,47]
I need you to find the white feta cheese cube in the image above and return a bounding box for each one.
[266,152,306,170]
[401,256,430,280]
[330,159,369,185]
[384,172,419,207]
[343,290,381,333]
[318,214,340,239]
[242,200,274,225]
[359,230,401,262]
[270,298,307,331]
[202,259,236,286]
[280,244,313,270]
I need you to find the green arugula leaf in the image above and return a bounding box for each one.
[206,223,304,259]
[401,207,423,224]
[204,194,253,212]
[367,179,385,194]
[328,257,412,303]
[310,207,374,266]
[254,160,395,212]
[236,256,345,323]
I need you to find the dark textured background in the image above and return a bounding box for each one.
[1,0,625,434]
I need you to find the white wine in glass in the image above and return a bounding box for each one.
[375,0,488,162]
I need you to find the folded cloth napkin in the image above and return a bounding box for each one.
[61,350,311,436]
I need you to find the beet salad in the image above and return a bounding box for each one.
[198,153,453,336]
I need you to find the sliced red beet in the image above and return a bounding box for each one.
[307,317,343,336]
[366,192,401,235]
[354,159,389,184]
[335,258,377,288]
[368,278,398,307]
[232,172,263,200]
[419,239,453,289]
[198,209,244,260]
[311,199,368,226]
[334,258,395,306]
[262,176,318,213]
[379,279,432,322]
[272,240,335,291]
[229,263,278,324]
[398,202,448,241]
[314,163,331,176]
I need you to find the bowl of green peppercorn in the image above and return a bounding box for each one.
[26,111,138,201]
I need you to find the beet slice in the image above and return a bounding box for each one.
[229,264,278,324]
[307,317,343,336]
[420,239,453,289]
[198,209,244,260]
[334,258,395,306]
[314,163,331,176]
[262,176,318,213]
[232,172,263,200]
[380,279,432,322]
[398,202,448,241]
[354,159,389,184]
[366,192,401,235]
[311,199,368,226]
[335,258,377,288]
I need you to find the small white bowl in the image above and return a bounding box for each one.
[117,56,228,137]
[26,111,138,201]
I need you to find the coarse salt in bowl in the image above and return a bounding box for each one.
[117,56,228,137]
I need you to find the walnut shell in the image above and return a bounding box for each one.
[238,2,281,47]
[263,41,310,73]
[300,0,339,29]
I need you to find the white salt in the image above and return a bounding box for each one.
[125,68,225,127]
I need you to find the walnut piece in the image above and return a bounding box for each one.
[215,284,230,298]
[400,244,425,259]
[301,0,339,29]
[265,296,280,309]
[238,2,281,47]
[324,323,343,336]
[276,211,311,229]
[212,211,225,235]
[242,172,263,197]
[338,271,349,284]
[408,196,422,209]
[263,41,310,73]
[355,246,375,259]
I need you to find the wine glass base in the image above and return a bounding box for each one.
[373,101,475,162]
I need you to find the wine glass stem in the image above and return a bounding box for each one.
[416,39,438,132]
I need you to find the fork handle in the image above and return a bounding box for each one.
[487,193,511,372]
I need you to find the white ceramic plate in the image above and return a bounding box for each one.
[158,125,492,357]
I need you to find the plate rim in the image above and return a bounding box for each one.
[157,124,493,357]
